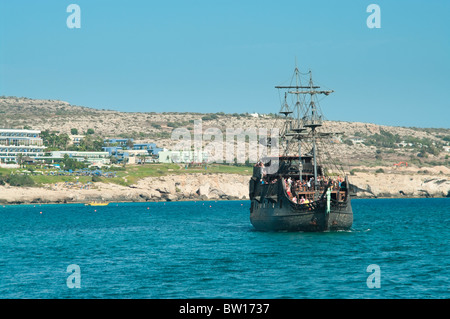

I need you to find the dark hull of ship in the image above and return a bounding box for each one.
[249,186,353,232]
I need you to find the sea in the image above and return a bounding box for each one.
[0,198,448,299]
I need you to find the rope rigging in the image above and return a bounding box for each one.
[268,65,347,179]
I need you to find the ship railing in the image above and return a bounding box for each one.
[282,177,347,205]
[294,185,344,193]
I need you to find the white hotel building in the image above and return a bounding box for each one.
[0,129,45,163]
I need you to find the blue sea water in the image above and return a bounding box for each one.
[0,198,448,299]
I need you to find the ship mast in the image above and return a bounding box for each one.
[276,66,333,189]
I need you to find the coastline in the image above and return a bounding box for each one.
[1,169,449,205]
[1,196,448,207]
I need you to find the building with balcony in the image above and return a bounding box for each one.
[158,150,209,164]
[103,140,163,163]
[0,129,45,163]
[132,143,164,155]
[104,138,133,147]
[48,151,111,165]
[69,135,85,146]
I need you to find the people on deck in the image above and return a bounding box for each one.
[285,175,346,204]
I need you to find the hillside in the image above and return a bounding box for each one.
[0,96,449,202]
[1,96,449,169]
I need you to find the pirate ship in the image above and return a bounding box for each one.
[249,66,353,232]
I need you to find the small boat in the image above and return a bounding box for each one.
[85,201,109,206]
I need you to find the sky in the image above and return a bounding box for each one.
[0,0,449,128]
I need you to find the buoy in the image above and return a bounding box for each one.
[147,207,150,210]
[40,212,42,214]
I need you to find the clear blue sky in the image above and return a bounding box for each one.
[0,0,449,128]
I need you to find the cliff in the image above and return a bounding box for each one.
[0,169,448,205]
[348,166,450,198]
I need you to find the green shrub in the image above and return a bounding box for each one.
[92,175,102,183]
[7,174,35,187]
[201,114,218,121]
[343,139,353,146]
[167,122,177,128]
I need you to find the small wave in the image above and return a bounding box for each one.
[342,228,371,233]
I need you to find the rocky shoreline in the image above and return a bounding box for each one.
[0,169,449,205]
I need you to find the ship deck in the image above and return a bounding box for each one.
[291,190,346,201]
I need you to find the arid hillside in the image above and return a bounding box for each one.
[1,96,449,168]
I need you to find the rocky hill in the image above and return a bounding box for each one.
[0,95,449,202]
[1,96,449,168]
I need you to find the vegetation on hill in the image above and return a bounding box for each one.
[0,163,252,187]
[0,171,35,187]
[1,96,449,169]
[354,129,444,156]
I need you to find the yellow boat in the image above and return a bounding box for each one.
[85,201,109,206]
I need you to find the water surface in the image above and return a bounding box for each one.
[0,198,448,298]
